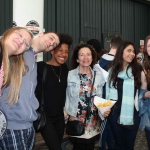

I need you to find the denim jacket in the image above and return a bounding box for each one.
[65,66,105,120]
[139,89,150,131]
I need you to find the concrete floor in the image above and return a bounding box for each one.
[33,129,148,150]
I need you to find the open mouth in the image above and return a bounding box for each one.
[59,57,65,61]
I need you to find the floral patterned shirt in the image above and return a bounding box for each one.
[70,73,100,139]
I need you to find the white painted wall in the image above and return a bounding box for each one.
[13,0,44,61]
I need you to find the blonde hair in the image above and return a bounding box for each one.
[1,27,33,105]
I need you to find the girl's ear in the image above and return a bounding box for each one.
[76,59,79,63]
[51,50,54,55]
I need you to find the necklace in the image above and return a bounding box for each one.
[50,65,61,82]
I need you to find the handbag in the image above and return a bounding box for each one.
[117,115,136,130]
[33,65,47,133]
[66,71,96,136]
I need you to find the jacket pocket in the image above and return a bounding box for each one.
[67,82,76,97]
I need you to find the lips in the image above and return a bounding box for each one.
[83,60,90,63]
[13,40,20,48]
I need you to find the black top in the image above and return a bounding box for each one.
[112,78,138,115]
[147,83,150,91]
[35,61,68,116]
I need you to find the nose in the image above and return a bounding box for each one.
[84,54,88,58]
[49,39,55,46]
[132,51,135,55]
[131,52,135,57]
[18,37,24,45]
[61,51,67,57]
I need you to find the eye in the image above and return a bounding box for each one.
[50,37,53,41]
[79,54,83,56]
[18,33,22,38]
[87,53,91,56]
[25,42,30,48]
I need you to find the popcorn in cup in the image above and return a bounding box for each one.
[94,96,117,115]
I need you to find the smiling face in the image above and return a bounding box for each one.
[77,47,93,68]
[39,32,60,52]
[123,44,135,68]
[6,29,32,56]
[51,43,69,65]
[136,55,142,64]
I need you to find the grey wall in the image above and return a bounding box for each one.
[0,0,13,35]
[44,0,150,68]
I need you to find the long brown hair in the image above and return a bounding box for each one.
[108,41,141,88]
[143,35,150,83]
[1,27,33,105]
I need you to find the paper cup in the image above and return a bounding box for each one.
[94,96,117,115]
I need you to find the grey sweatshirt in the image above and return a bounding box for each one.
[0,48,39,129]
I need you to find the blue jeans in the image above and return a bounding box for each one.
[145,129,150,150]
[108,109,140,150]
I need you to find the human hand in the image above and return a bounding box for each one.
[143,91,150,100]
[103,110,111,117]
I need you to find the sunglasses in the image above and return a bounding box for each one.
[137,57,141,60]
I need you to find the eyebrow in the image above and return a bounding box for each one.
[51,35,57,46]
[50,35,56,40]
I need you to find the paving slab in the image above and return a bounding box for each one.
[33,129,148,150]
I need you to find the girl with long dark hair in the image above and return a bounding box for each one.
[106,41,141,150]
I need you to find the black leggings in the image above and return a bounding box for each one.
[73,142,95,150]
[41,113,65,150]
[145,129,150,150]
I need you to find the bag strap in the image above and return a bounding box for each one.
[67,71,96,124]
[84,71,96,122]
[40,65,47,109]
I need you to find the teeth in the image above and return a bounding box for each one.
[59,58,64,60]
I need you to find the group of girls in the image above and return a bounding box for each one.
[65,39,150,150]
[0,26,150,150]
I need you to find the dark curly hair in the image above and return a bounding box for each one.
[57,33,73,48]
[108,41,141,89]
[71,43,97,69]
